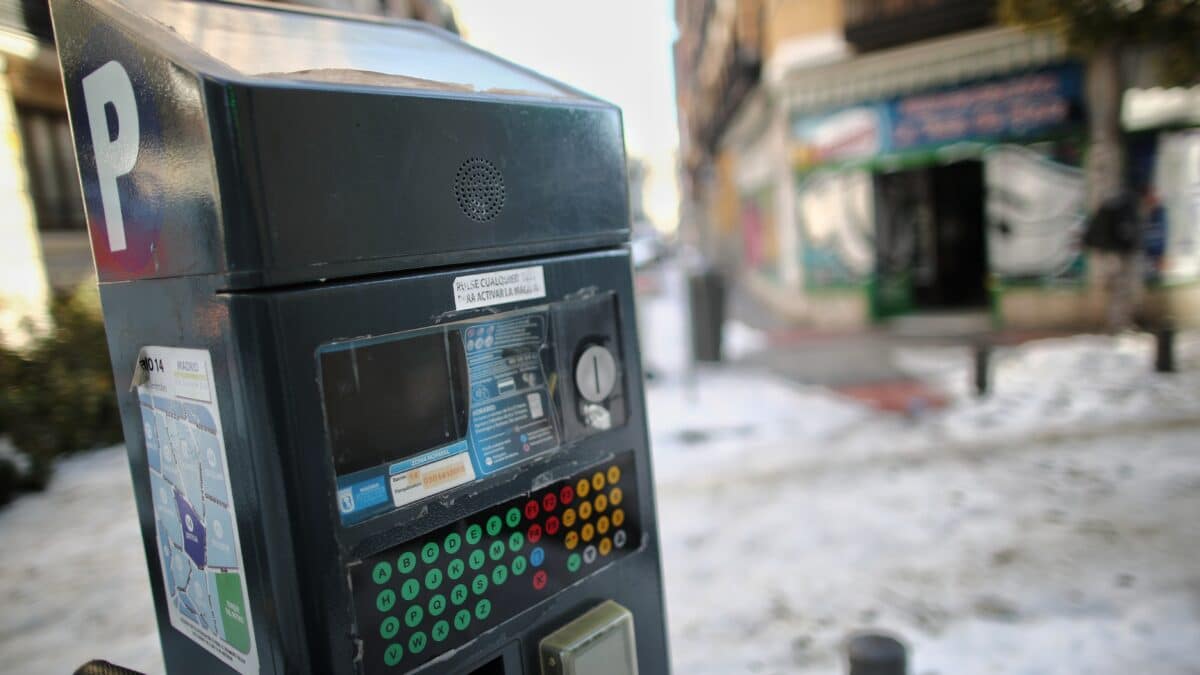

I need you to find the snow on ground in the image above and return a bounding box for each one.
[638,269,1200,674]
[1,264,1197,674]
[0,446,165,674]
[656,423,1200,675]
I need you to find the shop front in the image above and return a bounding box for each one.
[790,63,1092,326]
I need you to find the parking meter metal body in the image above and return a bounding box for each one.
[52,1,670,673]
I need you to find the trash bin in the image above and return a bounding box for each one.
[689,268,726,363]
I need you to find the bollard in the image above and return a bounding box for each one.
[1154,328,1176,373]
[973,343,992,397]
[688,268,726,363]
[846,631,907,675]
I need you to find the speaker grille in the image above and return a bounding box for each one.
[454,158,505,222]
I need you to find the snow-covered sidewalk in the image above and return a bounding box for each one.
[1,269,1197,675]
[646,325,1200,674]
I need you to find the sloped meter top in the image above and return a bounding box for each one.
[114,0,587,100]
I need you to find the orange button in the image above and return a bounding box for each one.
[612,508,625,527]
[581,523,595,542]
[565,531,579,550]
[576,479,590,499]
[597,515,610,535]
[609,487,623,506]
[578,501,593,520]
[592,472,606,491]
[607,466,621,484]
[599,537,612,556]
[594,494,608,513]
[562,508,577,527]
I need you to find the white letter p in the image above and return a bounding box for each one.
[82,60,139,252]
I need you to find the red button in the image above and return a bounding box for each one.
[524,500,539,520]
[542,492,558,513]
[532,570,548,590]
[559,485,574,505]
[544,515,560,536]
[527,523,543,544]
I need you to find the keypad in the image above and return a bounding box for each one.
[351,452,640,673]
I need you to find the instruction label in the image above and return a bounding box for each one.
[463,314,559,473]
[135,347,258,674]
[453,266,546,311]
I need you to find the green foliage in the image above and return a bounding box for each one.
[0,284,122,498]
[1000,0,1200,85]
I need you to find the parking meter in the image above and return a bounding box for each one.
[51,1,671,673]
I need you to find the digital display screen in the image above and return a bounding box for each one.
[319,330,467,477]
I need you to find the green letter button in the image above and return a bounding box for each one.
[511,555,528,576]
[376,589,396,613]
[424,567,443,591]
[421,542,439,565]
[397,552,417,575]
[428,593,446,617]
[447,558,465,580]
[486,515,503,536]
[492,564,508,586]
[380,616,400,640]
[444,532,462,555]
[372,561,392,585]
[475,598,492,621]
[401,578,420,602]
[472,573,489,595]
[508,531,524,552]
[465,524,483,545]
[505,507,521,528]
[404,604,424,628]
[468,549,486,570]
[383,643,403,667]
[488,540,506,561]
[432,619,450,642]
[567,552,581,573]
[454,609,471,631]
[408,631,427,655]
[451,583,468,606]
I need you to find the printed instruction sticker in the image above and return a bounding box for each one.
[453,265,546,311]
[135,347,258,674]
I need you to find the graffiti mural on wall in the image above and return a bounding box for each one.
[984,145,1086,280]
[796,170,875,286]
[739,187,778,274]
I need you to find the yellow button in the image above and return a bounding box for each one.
[607,466,621,484]
[597,515,610,535]
[594,494,608,513]
[612,509,625,527]
[565,531,579,550]
[578,501,593,520]
[599,537,612,556]
[562,508,576,527]
[592,472,606,491]
[576,479,590,499]
[610,487,623,506]
[581,523,595,542]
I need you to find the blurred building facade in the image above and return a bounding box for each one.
[675,0,1200,329]
[0,0,457,345]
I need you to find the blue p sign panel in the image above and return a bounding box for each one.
[81,60,139,253]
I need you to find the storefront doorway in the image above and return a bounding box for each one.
[873,160,989,317]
